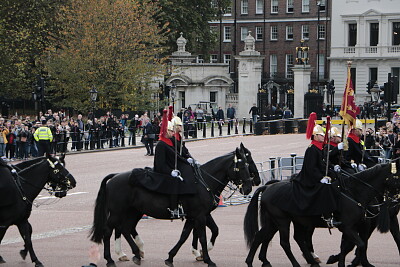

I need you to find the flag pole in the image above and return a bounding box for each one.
[325,116,331,177]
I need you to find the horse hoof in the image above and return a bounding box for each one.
[19,250,27,260]
[140,251,145,258]
[35,262,44,267]
[164,259,174,267]
[311,264,320,267]
[208,263,217,267]
[118,255,130,261]
[196,256,203,261]
[314,257,321,264]
[326,255,339,264]
[106,262,116,267]
[132,256,141,265]
[262,263,272,267]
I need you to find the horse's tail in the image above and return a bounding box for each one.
[376,201,391,233]
[244,185,267,248]
[89,173,116,243]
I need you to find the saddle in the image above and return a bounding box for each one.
[0,167,19,207]
[128,167,197,195]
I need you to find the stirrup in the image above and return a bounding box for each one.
[324,217,342,228]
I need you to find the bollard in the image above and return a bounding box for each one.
[269,157,276,180]
[290,153,297,175]
[243,117,246,134]
[227,120,231,135]
[235,119,239,134]
[211,120,214,137]
[249,120,253,133]
[132,128,136,146]
[193,122,197,138]
[219,120,223,136]
[203,122,206,138]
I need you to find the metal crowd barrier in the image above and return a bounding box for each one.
[255,154,304,184]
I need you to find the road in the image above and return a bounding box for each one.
[1,134,399,267]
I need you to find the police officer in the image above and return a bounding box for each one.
[345,119,377,170]
[33,120,53,157]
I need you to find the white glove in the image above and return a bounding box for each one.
[337,142,344,150]
[187,158,194,164]
[358,164,367,172]
[171,170,180,177]
[320,177,331,184]
[351,163,357,169]
[378,158,385,163]
[195,160,200,166]
[334,165,341,173]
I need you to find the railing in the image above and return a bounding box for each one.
[334,45,400,57]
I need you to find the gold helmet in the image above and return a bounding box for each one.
[313,125,325,136]
[329,127,341,138]
[167,121,174,131]
[171,116,183,127]
[355,119,363,130]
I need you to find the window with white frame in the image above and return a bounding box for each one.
[210,92,217,103]
[271,25,278,40]
[287,0,294,13]
[302,25,309,40]
[210,54,218,63]
[318,24,325,40]
[241,27,249,41]
[197,55,204,63]
[318,54,324,80]
[286,25,293,40]
[285,54,294,78]
[270,54,278,77]
[393,22,400,45]
[302,0,310,13]
[224,26,231,42]
[271,0,278,14]
[241,0,248,14]
[225,4,232,15]
[319,0,326,12]
[224,54,231,64]
[256,27,263,41]
[256,0,263,14]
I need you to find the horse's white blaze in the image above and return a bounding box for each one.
[191,247,201,257]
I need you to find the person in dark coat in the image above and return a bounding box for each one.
[142,118,155,156]
[345,119,377,169]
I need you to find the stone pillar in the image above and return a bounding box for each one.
[234,32,265,120]
[292,65,313,118]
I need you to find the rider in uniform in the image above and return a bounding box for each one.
[345,119,377,170]
[325,126,353,175]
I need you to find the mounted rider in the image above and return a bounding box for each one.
[345,119,377,170]
[324,126,353,175]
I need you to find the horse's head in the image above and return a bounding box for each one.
[229,147,252,195]
[47,154,76,198]
[384,163,400,200]
[240,143,261,186]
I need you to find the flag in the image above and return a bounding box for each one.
[339,65,360,125]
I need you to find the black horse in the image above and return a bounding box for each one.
[113,143,262,262]
[90,147,253,267]
[244,164,399,267]
[0,155,76,267]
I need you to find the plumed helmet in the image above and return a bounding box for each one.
[313,125,325,136]
[355,119,363,130]
[171,116,183,127]
[167,121,174,131]
[306,112,317,139]
[329,127,341,137]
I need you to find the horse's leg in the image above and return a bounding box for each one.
[349,221,375,267]
[0,227,8,264]
[130,214,145,258]
[20,221,33,260]
[192,214,219,261]
[103,220,116,267]
[293,224,319,266]
[338,228,365,267]
[247,225,277,267]
[165,219,195,266]
[17,221,42,267]
[114,230,129,261]
[277,221,301,267]
[120,224,142,265]
[389,212,400,255]
[194,217,216,267]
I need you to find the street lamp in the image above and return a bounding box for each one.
[170,83,177,112]
[295,40,309,65]
[370,82,381,102]
[89,86,98,120]
[316,0,321,91]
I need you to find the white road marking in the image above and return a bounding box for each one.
[36,191,88,200]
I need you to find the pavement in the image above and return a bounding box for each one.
[1,134,399,267]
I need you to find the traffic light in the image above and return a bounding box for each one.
[366,81,373,94]
[383,82,390,102]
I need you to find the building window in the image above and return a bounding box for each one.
[180,91,185,109]
[302,25,309,40]
[318,24,325,40]
[302,0,310,13]
[286,54,294,79]
[348,23,357,46]
[211,0,218,9]
[210,92,217,103]
[319,0,326,12]
[287,0,294,13]
[351,68,356,93]
[393,22,400,45]
[241,0,248,14]
[271,25,278,40]
[271,0,278,14]
[286,25,294,40]
[256,0,263,14]
[224,54,231,64]
[370,23,379,46]
[256,27,263,41]
[369,68,378,82]
[241,27,248,41]
[224,26,231,42]
[318,54,324,80]
[210,54,218,63]
[270,54,278,77]
[197,55,204,63]
[225,4,232,15]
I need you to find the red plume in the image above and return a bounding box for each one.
[168,105,173,121]
[306,112,317,139]
[324,116,331,144]
[159,109,168,138]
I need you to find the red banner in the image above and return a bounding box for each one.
[339,66,360,125]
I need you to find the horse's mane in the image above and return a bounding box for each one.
[12,157,49,174]
[202,151,234,168]
[352,164,384,181]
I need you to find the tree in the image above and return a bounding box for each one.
[43,0,168,112]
